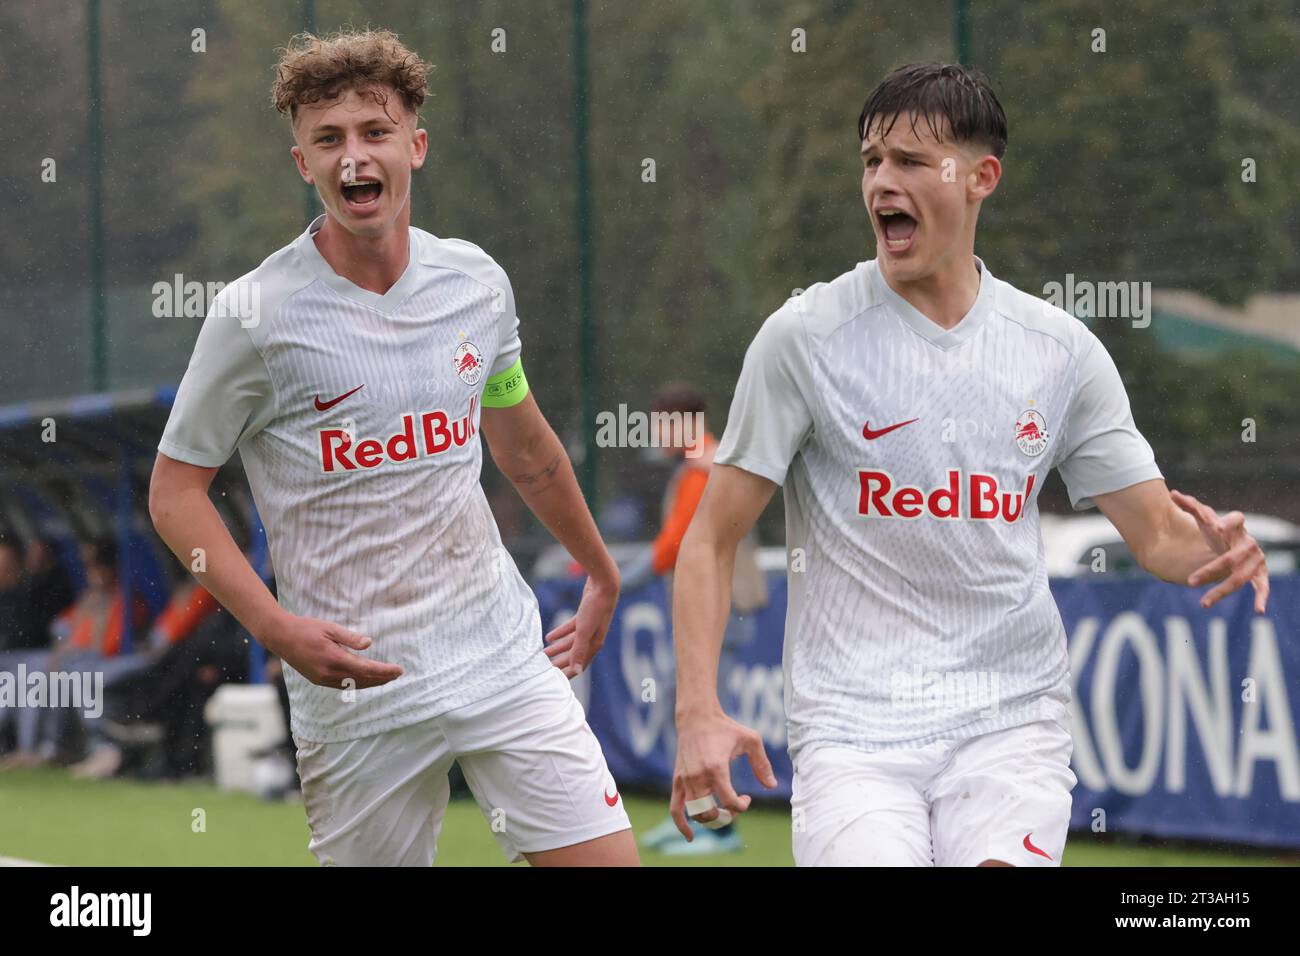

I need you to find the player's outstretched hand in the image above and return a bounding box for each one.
[1172,489,1270,614]
[670,709,778,841]
[543,574,619,679]
[261,613,404,689]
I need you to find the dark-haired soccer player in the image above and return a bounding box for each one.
[670,63,1269,866]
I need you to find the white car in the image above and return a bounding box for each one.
[532,515,1299,582]
[1040,512,1299,578]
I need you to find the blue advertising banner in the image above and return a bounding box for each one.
[1053,576,1299,848]
[533,573,1300,848]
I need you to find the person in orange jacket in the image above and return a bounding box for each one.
[16,539,151,775]
[628,382,768,855]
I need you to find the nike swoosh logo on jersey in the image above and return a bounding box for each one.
[1023,832,1052,861]
[314,384,365,412]
[862,418,919,440]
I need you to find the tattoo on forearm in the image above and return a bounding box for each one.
[512,453,562,488]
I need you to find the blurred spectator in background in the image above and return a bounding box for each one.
[0,537,35,760]
[19,536,75,650]
[9,538,152,776]
[108,578,251,778]
[0,538,25,650]
[626,382,768,856]
[0,535,76,767]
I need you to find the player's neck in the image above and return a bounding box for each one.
[313,211,412,296]
[881,254,981,331]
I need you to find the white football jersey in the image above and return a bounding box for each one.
[714,256,1161,759]
[159,214,550,743]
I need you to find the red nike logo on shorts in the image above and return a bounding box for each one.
[314,384,365,411]
[862,418,918,440]
[1023,832,1052,860]
[604,788,620,807]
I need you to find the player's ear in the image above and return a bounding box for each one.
[410,126,429,171]
[289,144,314,184]
[969,153,1001,202]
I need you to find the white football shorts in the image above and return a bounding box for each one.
[791,717,1076,867]
[294,665,631,865]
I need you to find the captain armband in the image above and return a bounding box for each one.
[481,358,529,408]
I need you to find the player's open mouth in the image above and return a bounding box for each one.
[878,209,918,253]
[342,179,383,208]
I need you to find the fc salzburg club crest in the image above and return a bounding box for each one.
[453,342,484,385]
[1015,409,1050,457]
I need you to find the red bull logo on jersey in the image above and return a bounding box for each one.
[857,468,1036,523]
[1015,409,1050,457]
[454,341,484,386]
[319,396,477,473]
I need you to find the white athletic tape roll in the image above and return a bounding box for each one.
[684,796,717,816]
[700,809,733,830]
[684,796,734,830]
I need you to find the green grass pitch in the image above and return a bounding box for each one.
[0,769,1291,867]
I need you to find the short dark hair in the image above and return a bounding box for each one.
[83,537,118,571]
[652,381,707,417]
[858,63,1007,159]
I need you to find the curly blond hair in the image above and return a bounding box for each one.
[271,29,432,126]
